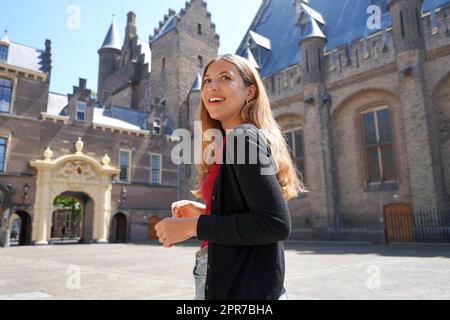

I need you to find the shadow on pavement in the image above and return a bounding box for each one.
[283,241,450,258]
[128,239,450,258]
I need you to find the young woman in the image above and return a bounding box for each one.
[154,54,307,300]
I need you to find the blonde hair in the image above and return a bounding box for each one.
[191,54,307,201]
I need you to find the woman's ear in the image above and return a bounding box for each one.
[247,84,257,101]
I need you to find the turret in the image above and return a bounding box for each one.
[98,16,121,104]
[388,0,425,53]
[297,0,327,85]
[300,18,327,85]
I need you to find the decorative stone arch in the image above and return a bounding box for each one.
[275,112,305,132]
[330,88,407,213]
[431,70,450,97]
[9,210,32,246]
[431,71,450,196]
[331,88,401,120]
[110,212,128,243]
[30,138,119,245]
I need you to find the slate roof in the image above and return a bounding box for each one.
[93,107,143,131]
[236,0,450,78]
[103,105,148,130]
[2,41,49,74]
[191,72,202,92]
[47,92,68,115]
[100,18,122,50]
[150,14,178,43]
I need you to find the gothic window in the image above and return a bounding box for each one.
[0,137,6,172]
[284,128,305,179]
[361,107,396,184]
[153,117,161,135]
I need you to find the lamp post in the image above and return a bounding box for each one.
[119,185,128,208]
[22,182,30,204]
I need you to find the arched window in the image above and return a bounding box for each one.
[361,107,396,183]
[0,136,6,172]
[283,128,305,179]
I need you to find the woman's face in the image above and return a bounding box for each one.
[201,60,256,130]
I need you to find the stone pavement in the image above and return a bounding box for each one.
[0,241,449,300]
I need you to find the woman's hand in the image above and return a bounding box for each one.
[171,200,206,219]
[154,218,199,248]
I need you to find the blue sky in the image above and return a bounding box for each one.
[0,0,262,95]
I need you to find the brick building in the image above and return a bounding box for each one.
[232,0,450,241]
[1,0,450,246]
[0,0,219,246]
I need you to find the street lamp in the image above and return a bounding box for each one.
[22,182,30,203]
[119,185,128,207]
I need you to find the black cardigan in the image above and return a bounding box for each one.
[197,123,291,300]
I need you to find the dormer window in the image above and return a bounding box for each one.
[76,101,86,121]
[0,44,8,62]
[153,117,161,135]
[0,78,12,113]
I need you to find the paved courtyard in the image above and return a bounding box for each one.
[0,241,449,300]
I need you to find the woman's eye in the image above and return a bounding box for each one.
[203,79,211,84]
[222,76,231,80]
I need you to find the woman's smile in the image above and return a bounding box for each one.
[207,96,227,106]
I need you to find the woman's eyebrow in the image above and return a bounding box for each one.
[204,71,234,77]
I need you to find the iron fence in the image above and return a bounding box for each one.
[290,209,450,244]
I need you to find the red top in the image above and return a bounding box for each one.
[200,138,225,249]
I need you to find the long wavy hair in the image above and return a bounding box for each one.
[191,54,307,201]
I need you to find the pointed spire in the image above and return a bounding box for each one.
[1,28,9,44]
[191,72,202,92]
[243,44,259,70]
[301,16,326,42]
[100,15,121,50]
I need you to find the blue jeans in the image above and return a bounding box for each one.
[193,247,289,300]
[193,247,208,300]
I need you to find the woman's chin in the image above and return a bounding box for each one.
[209,114,223,122]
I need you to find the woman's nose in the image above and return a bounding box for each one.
[207,80,219,90]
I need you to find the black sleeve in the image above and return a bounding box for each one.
[196,126,291,246]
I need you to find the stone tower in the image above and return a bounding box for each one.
[297,0,340,230]
[389,0,446,210]
[97,17,121,104]
[148,0,219,128]
[175,72,202,201]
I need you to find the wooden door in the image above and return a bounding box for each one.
[384,203,413,243]
[147,216,160,240]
